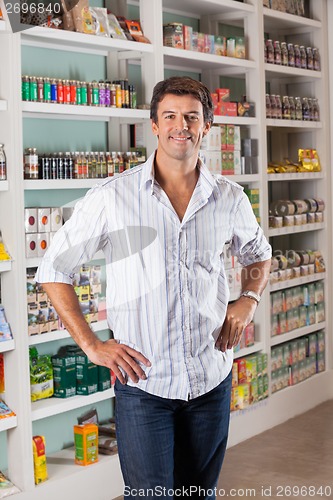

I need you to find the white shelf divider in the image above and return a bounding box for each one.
[24,179,103,190]
[268,222,325,237]
[265,63,322,79]
[234,342,264,360]
[214,115,258,126]
[164,46,256,71]
[29,320,109,346]
[31,387,115,421]
[22,101,150,122]
[21,26,154,56]
[270,322,326,347]
[263,7,322,29]
[0,415,18,433]
[0,339,15,353]
[270,272,326,292]
[266,118,322,129]
[163,0,255,16]
[0,100,7,111]
[268,172,324,181]
[0,260,12,272]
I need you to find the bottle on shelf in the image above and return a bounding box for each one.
[294,97,303,120]
[281,42,288,66]
[288,96,296,120]
[282,96,290,119]
[0,144,6,180]
[302,97,311,121]
[273,40,281,65]
[313,48,321,71]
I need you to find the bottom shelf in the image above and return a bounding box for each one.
[228,369,333,448]
[16,447,124,500]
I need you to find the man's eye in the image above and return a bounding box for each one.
[187,115,199,121]
[165,115,175,119]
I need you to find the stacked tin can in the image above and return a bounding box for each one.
[22,76,137,109]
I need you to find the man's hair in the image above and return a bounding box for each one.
[150,76,214,125]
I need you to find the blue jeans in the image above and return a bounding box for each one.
[114,371,232,499]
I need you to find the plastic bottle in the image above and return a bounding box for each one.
[0,144,6,180]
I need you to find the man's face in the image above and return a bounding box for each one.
[151,94,211,162]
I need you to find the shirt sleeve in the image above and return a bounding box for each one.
[230,191,272,267]
[35,185,108,284]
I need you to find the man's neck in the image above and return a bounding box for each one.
[154,150,199,191]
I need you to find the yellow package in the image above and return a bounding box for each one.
[33,436,48,484]
[310,149,321,171]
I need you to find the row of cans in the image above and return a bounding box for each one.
[21,76,137,109]
[24,148,142,180]
[265,40,320,71]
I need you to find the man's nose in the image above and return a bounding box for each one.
[175,115,188,130]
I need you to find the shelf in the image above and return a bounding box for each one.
[225,174,260,183]
[21,26,154,56]
[22,101,150,122]
[31,387,114,421]
[0,416,18,433]
[234,342,264,360]
[0,339,15,353]
[265,63,322,80]
[263,7,322,30]
[162,0,254,16]
[268,222,325,237]
[266,119,322,129]
[0,181,9,191]
[268,172,324,181]
[0,100,7,111]
[270,321,326,346]
[24,179,104,190]
[26,250,104,268]
[0,260,12,272]
[214,115,258,126]
[163,46,256,72]
[270,272,326,292]
[29,320,109,346]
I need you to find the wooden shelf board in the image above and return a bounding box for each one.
[234,342,264,359]
[0,415,18,433]
[0,339,15,353]
[164,46,256,71]
[268,172,324,181]
[266,118,322,129]
[263,7,322,30]
[29,320,109,346]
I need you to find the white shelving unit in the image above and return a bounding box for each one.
[31,388,114,421]
[0,339,15,353]
[0,416,18,433]
[29,320,109,346]
[270,271,326,292]
[0,0,332,498]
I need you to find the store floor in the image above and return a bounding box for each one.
[115,400,333,500]
[218,400,333,499]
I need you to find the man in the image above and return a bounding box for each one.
[37,76,271,499]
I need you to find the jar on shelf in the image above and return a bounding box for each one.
[98,81,106,107]
[266,39,274,64]
[30,77,38,102]
[288,96,296,120]
[294,45,301,68]
[22,75,30,101]
[275,94,282,119]
[287,43,295,67]
[92,81,99,106]
[80,81,88,105]
[282,96,291,119]
[281,42,288,66]
[313,48,321,71]
[302,97,311,121]
[299,46,307,69]
[37,77,44,103]
[24,147,39,179]
[274,40,281,65]
[294,97,303,120]
[43,77,51,103]
[265,94,271,118]
[0,144,6,180]
[270,94,277,119]
[306,47,314,70]
[312,98,320,121]
[50,79,58,103]
[70,80,77,105]
[57,79,64,103]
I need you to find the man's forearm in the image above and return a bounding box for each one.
[41,282,101,353]
[241,259,271,296]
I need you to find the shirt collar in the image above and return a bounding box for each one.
[139,151,220,197]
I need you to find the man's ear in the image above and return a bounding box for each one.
[202,121,212,137]
[151,119,159,137]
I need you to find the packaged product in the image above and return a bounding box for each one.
[32,436,48,484]
[90,7,110,37]
[72,0,92,34]
[0,471,20,497]
[0,400,16,419]
[78,408,98,425]
[29,348,54,402]
[74,423,98,465]
[60,0,75,31]
[125,19,150,43]
[163,23,183,49]
[98,436,118,455]
[107,12,127,39]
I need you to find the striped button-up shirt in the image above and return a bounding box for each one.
[36,152,271,400]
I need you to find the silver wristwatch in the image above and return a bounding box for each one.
[240,290,261,304]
